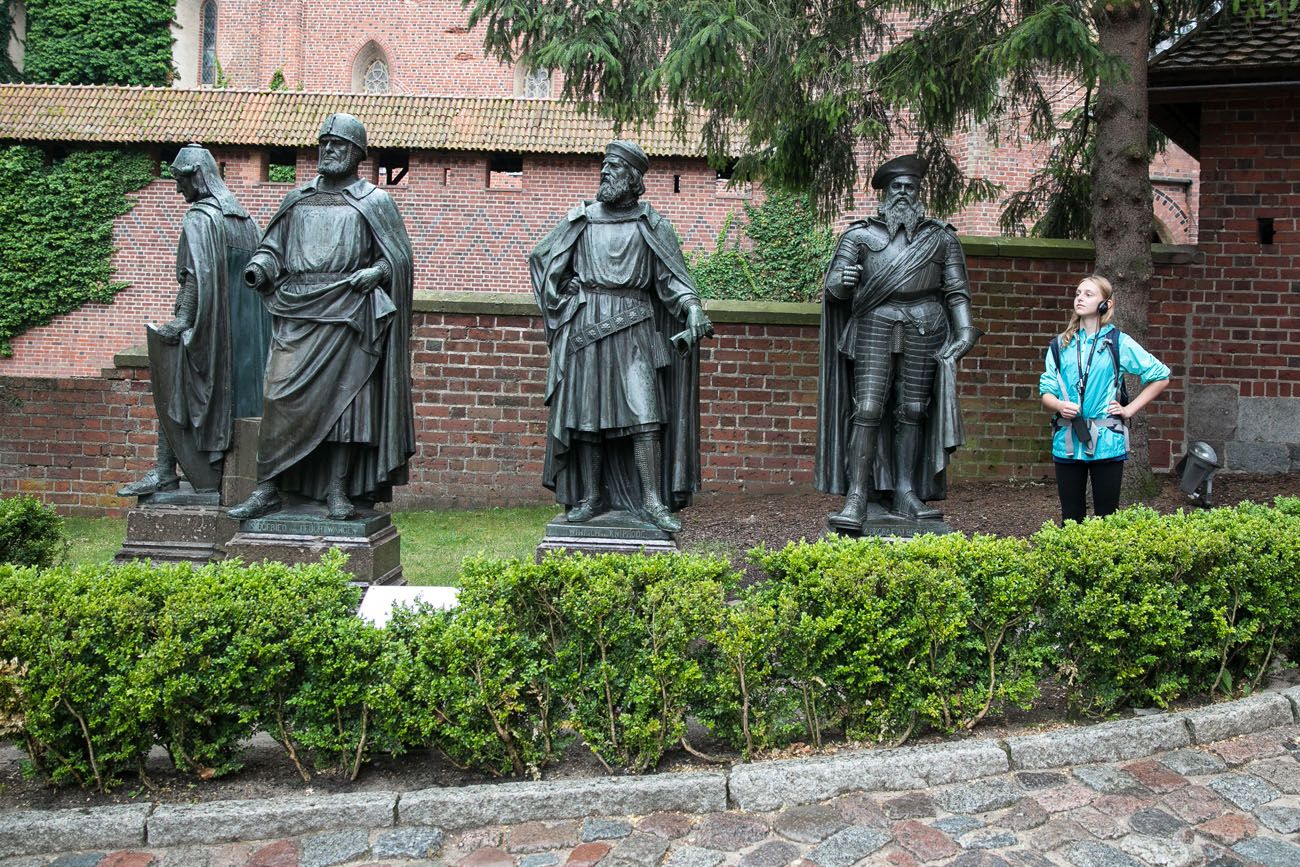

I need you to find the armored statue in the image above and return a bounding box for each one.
[228,113,415,521]
[530,140,713,533]
[814,155,979,530]
[119,144,268,497]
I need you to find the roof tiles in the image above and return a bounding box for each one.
[0,85,708,156]
[1150,9,1300,72]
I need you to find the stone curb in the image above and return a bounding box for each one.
[729,741,1009,812]
[1004,715,1192,770]
[146,792,397,847]
[0,805,149,859]
[399,772,728,831]
[5,687,1297,854]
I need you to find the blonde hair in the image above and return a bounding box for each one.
[1059,275,1115,347]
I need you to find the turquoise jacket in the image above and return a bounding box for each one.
[1038,324,1170,462]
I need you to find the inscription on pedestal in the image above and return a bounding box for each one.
[536,510,680,559]
[225,504,404,585]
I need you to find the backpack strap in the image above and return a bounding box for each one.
[1106,329,1130,406]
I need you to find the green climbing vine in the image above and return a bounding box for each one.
[687,190,834,303]
[0,147,156,355]
[17,0,176,86]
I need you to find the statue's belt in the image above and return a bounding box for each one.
[568,304,654,353]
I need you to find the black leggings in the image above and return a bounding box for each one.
[1054,460,1125,523]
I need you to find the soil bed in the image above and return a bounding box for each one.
[3,472,1297,812]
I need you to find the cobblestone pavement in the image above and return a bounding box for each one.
[5,725,1300,867]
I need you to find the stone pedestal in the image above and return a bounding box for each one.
[115,485,238,565]
[827,503,953,539]
[224,505,404,585]
[536,510,680,559]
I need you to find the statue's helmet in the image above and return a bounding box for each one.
[871,154,928,190]
[318,113,368,158]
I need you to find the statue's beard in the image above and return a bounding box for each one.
[597,175,637,206]
[880,197,926,239]
[319,154,360,179]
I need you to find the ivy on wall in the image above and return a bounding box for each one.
[18,0,176,86]
[0,0,174,352]
[687,191,835,304]
[0,147,156,355]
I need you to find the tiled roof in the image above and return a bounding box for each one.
[0,85,709,156]
[1150,9,1300,73]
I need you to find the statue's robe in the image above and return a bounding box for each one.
[530,201,702,513]
[814,216,970,503]
[248,176,415,503]
[149,196,263,491]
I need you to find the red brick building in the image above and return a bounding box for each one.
[6,4,1295,515]
[1148,10,1300,474]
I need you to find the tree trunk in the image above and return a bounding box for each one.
[1091,0,1157,496]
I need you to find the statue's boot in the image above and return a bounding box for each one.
[118,438,181,496]
[325,445,356,521]
[229,481,282,519]
[829,424,878,528]
[891,421,941,520]
[566,442,603,523]
[634,433,681,533]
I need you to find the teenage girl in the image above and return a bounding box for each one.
[1039,275,1170,522]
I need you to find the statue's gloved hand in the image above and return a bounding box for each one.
[155,319,189,344]
[840,264,862,291]
[671,305,715,351]
[347,266,386,294]
[937,328,980,363]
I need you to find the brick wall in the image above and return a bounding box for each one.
[0,247,1194,517]
[1179,90,1300,472]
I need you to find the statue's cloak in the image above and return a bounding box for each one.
[148,199,261,491]
[529,201,701,511]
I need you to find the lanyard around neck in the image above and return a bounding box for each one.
[1075,330,1104,401]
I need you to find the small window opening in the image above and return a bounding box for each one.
[158,144,182,178]
[1258,217,1276,246]
[218,161,227,179]
[375,149,409,186]
[488,154,524,190]
[266,148,296,183]
[443,167,451,186]
[673,174,681,193]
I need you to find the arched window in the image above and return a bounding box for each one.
[200,0,218,85]
[515,65,552,99]
[352,42,391,94]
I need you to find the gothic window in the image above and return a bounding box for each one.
[515,66,552,99]
[352,42,391,93]
[363,58,389,94]
[200,0,218,85]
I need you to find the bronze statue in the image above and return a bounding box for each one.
[228,113,415,521]
[530,140,713,533]
[814,155,979,530]
[119,144,267,497]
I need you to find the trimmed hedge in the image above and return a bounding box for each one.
[1,500,1298,791]
[0,495,66,567]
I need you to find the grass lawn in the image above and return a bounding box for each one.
[62,516,126,566]
[58,506,563,586]
[392,505,562,586]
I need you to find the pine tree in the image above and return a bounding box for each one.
[467,0,1290,482]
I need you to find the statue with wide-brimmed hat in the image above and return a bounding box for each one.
[814,154,981,533]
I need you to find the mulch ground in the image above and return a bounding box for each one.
[677,471,1300,562]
